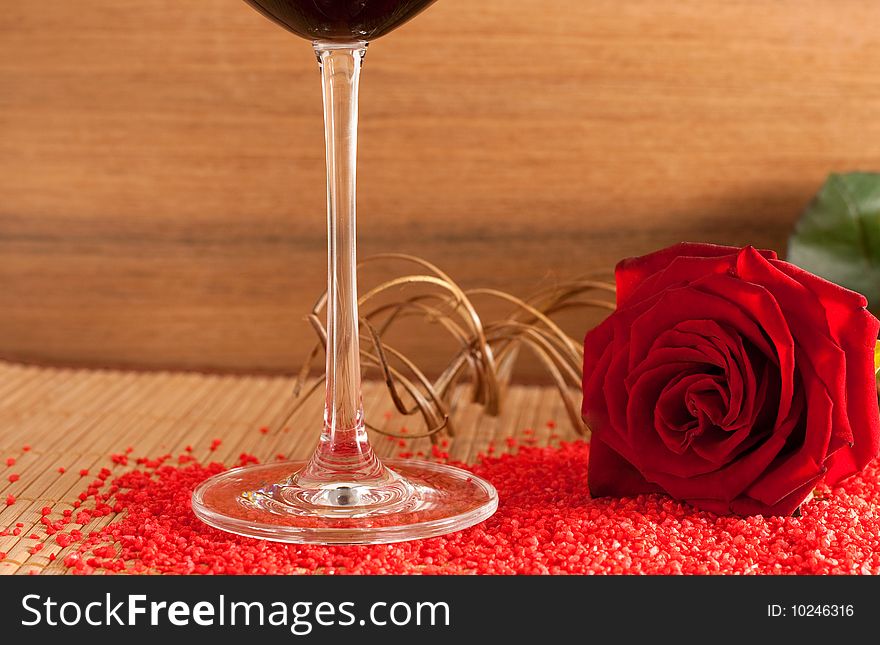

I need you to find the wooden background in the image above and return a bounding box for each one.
[3,0,880,378]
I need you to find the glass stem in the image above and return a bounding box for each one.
[299,42,383,485]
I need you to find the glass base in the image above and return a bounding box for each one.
[192,459,498,545]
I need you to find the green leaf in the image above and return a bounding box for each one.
[788,172,880,311]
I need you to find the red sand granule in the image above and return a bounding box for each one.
[7,474,19,483]
[5,457,15,467]
[5,494,15,506]
[57,467,66,474]
[41,440,880,575]
[238,453,259,466]
[0,551,6,561]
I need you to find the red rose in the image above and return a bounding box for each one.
[583,243,880,516]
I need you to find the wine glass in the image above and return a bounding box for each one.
[192,0,498,544]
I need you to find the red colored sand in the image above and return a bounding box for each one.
[26,440,879,575]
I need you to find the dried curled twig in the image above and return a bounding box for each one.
[269,254,616,441]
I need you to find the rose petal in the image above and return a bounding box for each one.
[587,435,663,497]
[744,354,834,506]
[626,361,721,477]
[735,248,851,447]
[729,474,823,517]
[655,372,716,454]
[615,243,777,308]
[642,426,792,504]
[689,273,797,428]
[650,320,759,430]
[771,259,880,483]
[582,315,616,435]
[625,278,797,435]
[627,280,783,374]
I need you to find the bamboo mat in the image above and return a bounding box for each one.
[0,361,577,575]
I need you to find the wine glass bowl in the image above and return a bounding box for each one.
[192,0,498,545]
[243,0,439,42]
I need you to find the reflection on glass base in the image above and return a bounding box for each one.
[192,460,498,545]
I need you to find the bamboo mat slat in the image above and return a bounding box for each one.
[0,361,577,575]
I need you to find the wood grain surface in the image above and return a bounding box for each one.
[3,0,880,376]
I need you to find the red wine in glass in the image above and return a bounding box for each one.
[244,0,438,42]
[191,0,498,544]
